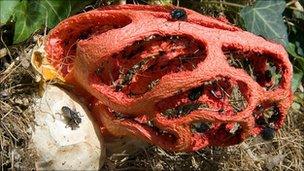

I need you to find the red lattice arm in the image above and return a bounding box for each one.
[45,5,293,151]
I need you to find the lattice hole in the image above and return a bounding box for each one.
[93,35,207,96]
[253,103,281,128]
[223,47,283,91]
[157,78,249,119]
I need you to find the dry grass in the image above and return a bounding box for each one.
[0,43,39,170]
[221,107,304,171]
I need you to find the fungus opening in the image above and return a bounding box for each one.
[111,111,133,120]
[191,121,212,133]
[223,47,283,91]
[93,35,207,95]
[253,103,281,128]
[228,83,248,113]
[157,78,248,119]
[210,123,243,145]
[162,103,209,119]
[191,122,243,147]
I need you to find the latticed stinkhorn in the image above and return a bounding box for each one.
[45,5,293,151]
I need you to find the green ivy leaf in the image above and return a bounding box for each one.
[240,0,288,47]
[1,0,94,43]
[287,43,304,70]
[13,0,43,43]
[292,66,303,92]
[287,43,304,91]
[0,0,19,25]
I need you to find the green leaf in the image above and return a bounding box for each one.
[292,66,303,92]
[295,29,304,56]
[287,43,304,70]
[12,0,94,43]
[287,43,304,92]
[240,0,288,47]
[13,0,42,43]
[0,0,19,25]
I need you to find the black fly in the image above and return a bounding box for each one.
[61,106,82,130]
[171,8,187,21]
[191,122,211,133]
[261,127,275,141]
[188,86,203,101]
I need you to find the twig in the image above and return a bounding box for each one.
[241,142,258,161]
[286,0,296,7]
[11,149,14,171]
[1,109,13,120]
[1,122,18,142]
[0,100,11,109]
[286,1,304,13]
[286,6,304,12]
[0,32,12,59]
[0,62,21,83]
[0,133,4,171]
[2,61,15,74]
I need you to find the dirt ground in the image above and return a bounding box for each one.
[0,1,304,171]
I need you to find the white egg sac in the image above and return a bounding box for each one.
[31,85,105,170]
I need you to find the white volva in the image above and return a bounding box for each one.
[31,85,105,170]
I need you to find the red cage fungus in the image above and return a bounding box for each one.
[45,5,293,151]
